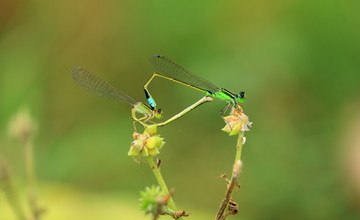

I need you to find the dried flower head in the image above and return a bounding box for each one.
[222,105,252,136]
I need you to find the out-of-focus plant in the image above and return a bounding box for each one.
[0,157,26,220]
[6,108,45,220]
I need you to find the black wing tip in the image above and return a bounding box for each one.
[150,54,164,60]
[152,54,162,58]
[150,54,167,66]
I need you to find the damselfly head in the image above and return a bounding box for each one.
[154,108,163,119]
[236,91,246,102]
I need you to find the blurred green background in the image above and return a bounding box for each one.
[1,0,360,219]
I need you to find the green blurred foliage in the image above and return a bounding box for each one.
[1,0,360,219]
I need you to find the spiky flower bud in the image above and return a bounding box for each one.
[139,185,166,215]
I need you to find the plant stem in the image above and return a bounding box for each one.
[234,132,244,163]
[0,158,26,220]
[146,157,182,219]
[215,132,244,220]
[23,138,42,220]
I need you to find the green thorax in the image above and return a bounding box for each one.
[134,103,153,115]
[205,88,245,103]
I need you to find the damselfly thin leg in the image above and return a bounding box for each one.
[221,102,232,117]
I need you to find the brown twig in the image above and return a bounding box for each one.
[215,160,242,220]
[152,189,189,220]
[153,190,172,220]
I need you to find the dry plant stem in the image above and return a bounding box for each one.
[146,157,183,220]
[0,159,26,220]
[23,139,41,220]
[215,132,244,220]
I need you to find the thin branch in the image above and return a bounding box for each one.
[215,133,244,220]
[146,157,184,220]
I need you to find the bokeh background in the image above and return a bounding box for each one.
[1,0,360,219]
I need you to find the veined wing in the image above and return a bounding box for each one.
[150,55,219,94]
[71,67,138,106]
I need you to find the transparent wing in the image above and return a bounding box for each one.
[150,55,219,93]
[71,67,138,106]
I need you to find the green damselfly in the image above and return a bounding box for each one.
[71,67,213,127]
[144,55,246,115]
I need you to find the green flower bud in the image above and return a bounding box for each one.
[144,124,157,136]
[132,139,144,151]
[128,145,141,156]
[128,125,165,158]
[144,136,164,149]
[148,146,160,156]
[142,147,149,157]
[128,139,144,156]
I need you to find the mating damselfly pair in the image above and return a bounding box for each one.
[72,55,246,127]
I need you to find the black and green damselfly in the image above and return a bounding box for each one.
[71,67,213,127]
[144,55,246,115]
